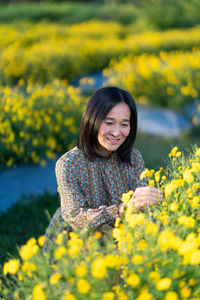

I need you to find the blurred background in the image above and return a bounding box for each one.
[0,0,200,263]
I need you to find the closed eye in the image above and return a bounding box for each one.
[105,122,113,125]
[121,123,129,127]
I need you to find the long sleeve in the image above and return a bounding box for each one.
[56,156,120,231]
[130,148,147,189]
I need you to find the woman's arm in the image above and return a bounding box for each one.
[56,158,120,231]
[128,148,163,211]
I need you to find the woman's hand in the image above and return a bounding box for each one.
[129,186,163,211]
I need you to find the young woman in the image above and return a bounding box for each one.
[43,86,162,250]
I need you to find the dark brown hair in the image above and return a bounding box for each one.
[77,86,137,164]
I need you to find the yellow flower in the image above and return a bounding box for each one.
[18,274,23,281]
[95,232,102,239]
[116,290,127,300]
[55,233,63,245]
[164,291,178,300]
[38,236,46,247]
[156,278,172,290]
[125,212,145,229]
[183,169,194,184]
[188,279,196,286]
[169,146,178,157]
[178,233,198,259]
[158,229,182,251]
[175,151,181,157]
[155,170,161,182]
[114,217,121,228]
[105,254,117,268]
[126,272,140,287]
[21,261,37,272]
[101,292,115,300]
[196,148,200,156]
[77,279,90,294]
[54,246,66,259]
[64,294,76,300]
[138,239,147,250]
[32,284,46,300]
[178,216,195,228]
[145,222,158,236]
[149,271,160,282]
[190,250,200,265]
[75,263,87,277]
[164,179,184,197]
[50,273,61,285]
[132,254,143,264]
[3,259,20,275]
[167,86,174,95]
[149,179,155,186]
[20,238,39,261]
[91,257,107,279]
[180,287,191,298]
[136,289,152,300]
[68,233,83,258]
[170,202,178,212]
[121,190,133,204]
[138,267,144,273]
[140,168,150,180]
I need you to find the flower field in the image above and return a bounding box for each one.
[1,147,200,299]
[104,48,200,109]
[0,21,200,85]
[0,82,85,166]
[0,20,200,166]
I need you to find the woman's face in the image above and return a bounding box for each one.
[97,102,131,157]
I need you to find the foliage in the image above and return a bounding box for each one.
[1,147,200,299]
[0,193,58,265]
[0,81,86,166]
[141,0,200,30]
[104,48,200,109]
[0,3,139,25]
[0,1,200,30]
[1,22,200,85]
[134,131,200,170]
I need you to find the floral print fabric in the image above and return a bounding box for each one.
[58,146,146,230]
[43,146,146,250]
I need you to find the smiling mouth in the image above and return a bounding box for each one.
[107,138,120,144]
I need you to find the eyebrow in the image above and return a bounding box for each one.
[105,117,130,122]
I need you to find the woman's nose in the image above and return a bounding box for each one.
[111,126,120,136]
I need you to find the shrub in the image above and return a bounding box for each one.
[104,49,200,108]
[1,22,200,85]
[0,81,86,166]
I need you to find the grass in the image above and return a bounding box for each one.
[135,128,200,169]
[0,192,58,265]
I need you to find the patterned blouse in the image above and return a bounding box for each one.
[43,146,146,250]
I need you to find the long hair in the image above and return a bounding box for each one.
[77,86,137,164]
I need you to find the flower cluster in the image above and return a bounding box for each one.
[1,147,200,299]
[104,48,200,110]
[0,21,200,85]
[0,82,85,166]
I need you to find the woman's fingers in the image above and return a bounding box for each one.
[131,186,163,210]
[134,186,162,197]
